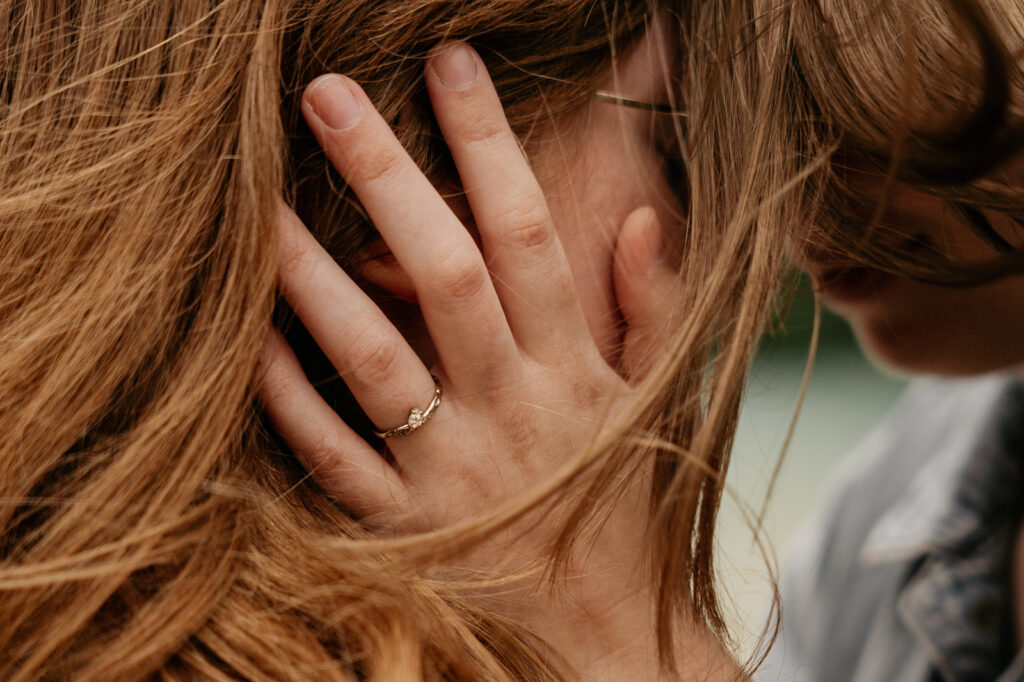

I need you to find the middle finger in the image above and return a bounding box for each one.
[425,43,590,355]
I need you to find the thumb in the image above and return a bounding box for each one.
[613,206,681,383]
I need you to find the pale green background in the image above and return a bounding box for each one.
[716,280,908,659]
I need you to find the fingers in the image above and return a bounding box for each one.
[425,42,590,354]
[613,207,681,382]
[276,204,437,433]
[257,328,406,516]
[301,74,518,385]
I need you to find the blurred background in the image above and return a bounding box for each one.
[716,276,908,659]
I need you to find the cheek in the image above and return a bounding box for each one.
[898,187,1023,259]
[531,130,669,362]
[845,179,1022,259]
[542,174,633,362]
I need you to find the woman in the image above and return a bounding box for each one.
[0,0,801,679]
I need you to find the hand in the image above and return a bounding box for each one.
[259,42,696,678]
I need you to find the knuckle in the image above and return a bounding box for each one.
[303,435,347,478]
[457,110,506,147]
[277,240,317,283]
[348,332,404,385]
[501,407,541,454]
[431,252,489,303]
[501,204,555,254]
[347,143,405,186]
[276,215,316,277]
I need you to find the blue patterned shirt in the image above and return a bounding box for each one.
[760,374,1024,682]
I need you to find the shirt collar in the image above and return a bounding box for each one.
[860,376,1024,567]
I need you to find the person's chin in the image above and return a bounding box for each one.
[813,268,961,374]
[813,268,936,372]
[814,261,1024,376]
[850,309,1021,377]
[850,318,952,376]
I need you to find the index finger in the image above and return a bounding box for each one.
[301,74,518,385]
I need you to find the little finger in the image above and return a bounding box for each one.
[257,328,407,516]
[612,207,681,382]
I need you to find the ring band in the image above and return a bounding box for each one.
[373,375,443,439]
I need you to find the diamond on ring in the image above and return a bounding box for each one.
[373,376,442,439]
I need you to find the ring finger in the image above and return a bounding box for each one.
[276,203,437,436]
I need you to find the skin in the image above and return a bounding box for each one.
[360,15,686,367]
[259,26,739,682]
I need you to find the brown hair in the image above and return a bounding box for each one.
[782,0,1024,283]
[0,0,815,679]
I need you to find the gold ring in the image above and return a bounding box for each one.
[373,375,443,439]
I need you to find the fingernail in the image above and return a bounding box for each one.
[432,43,479,90]
[307,76,362,131]
[642,209,664,262]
